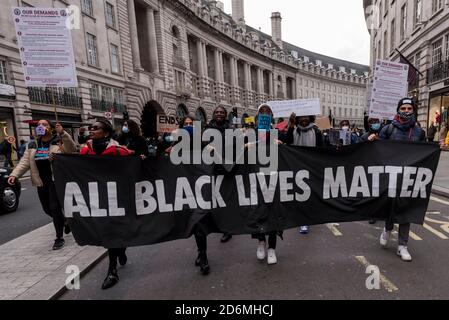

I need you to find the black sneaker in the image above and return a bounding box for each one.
[64,224,71,235]
[118,253,127,266]
[102,268,119,290]
[52,238,65,250]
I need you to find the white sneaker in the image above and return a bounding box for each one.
[397,246,412,262]
[267,249,277,265]
[256,241,266,260]
[380,228,391,247]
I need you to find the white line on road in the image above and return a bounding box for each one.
[326,223,343,236]
[430,196,449,206]
[21,188,27,191]
[423,223,449,240]
[355,256,399,293]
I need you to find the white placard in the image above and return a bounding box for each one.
[369,59,409,120]
[267,98,321,118]
[12,7,78,87]
[0,84,16,96]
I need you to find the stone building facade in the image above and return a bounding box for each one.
[363,0,449,131]
[0,0,368,145]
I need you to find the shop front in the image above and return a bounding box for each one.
[428,84,449,140]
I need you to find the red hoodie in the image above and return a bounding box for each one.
[80,139,134,156]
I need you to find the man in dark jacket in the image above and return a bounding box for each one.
[369,98,425,262]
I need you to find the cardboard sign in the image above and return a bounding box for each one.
[157,115,179,133]
[267,99,321,118]
[315,117,332,130]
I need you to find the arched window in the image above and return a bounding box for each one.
[195,107,207,126]
[176,104,188,120]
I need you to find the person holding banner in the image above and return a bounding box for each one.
[370,98,425,262]
[250,104,283,265]
[117,120,149,158]
[80,119,134,289]
[361,118,382,142]
[207,106,233,244]
[340,120,359,145]
[8,120,77,250]
[285,112,323,235]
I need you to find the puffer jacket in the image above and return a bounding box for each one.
[80,139,134,156]
[379,116,425,142]
[11,131,77,187]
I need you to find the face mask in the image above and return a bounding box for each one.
[122,126,129,134]
[370,123,381,131]
[341,126,349,131]
[35,125,48,136]
[399,111,414,121]
[258,114,272,131]
[165,135,174,143]
[184,125,194,136]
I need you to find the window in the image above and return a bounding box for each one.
[432,39,443,66]
[0,60,8,84]
[414,0,422,28]
[415,52,421,70]
[377,40,381,60]
[81,0,93,16]
[432,0,443,14]
[105,2,115,28]
[390,19,396,49]
[102,87,113,102]
[446,35,449,61]
[383,30,388,59]
[113,88,124,104]
[110,44,120,74]
[90,84,99,101]
[399,5,406,43]
[384,0,388,16]
[86,33,98,66]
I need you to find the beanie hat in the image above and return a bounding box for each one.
[397,98,416,112]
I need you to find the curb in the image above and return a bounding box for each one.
[49,249,108,300]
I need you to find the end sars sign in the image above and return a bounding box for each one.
[157,115,179,133]
[12,7,78,88]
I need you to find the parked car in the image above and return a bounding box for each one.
[0,167,21,213]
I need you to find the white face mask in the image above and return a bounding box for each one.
[342,126,349,131]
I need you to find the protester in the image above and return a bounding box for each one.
[80,119,134,289]
[440,122,448,148]
[117,119,149,157]
[207,106,233,244]
[0,138,14,167]
[369,98,425,262]
[361,117,382,225]
[17,139,27,161]
[8,120,76,250]
[340,120,359,145]
[285,112,323,234]
[427,122,437,143]
[77,127,88,145]
[250,104,283,265]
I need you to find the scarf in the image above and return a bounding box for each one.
[392,114,416,131]
[293,124,316,147]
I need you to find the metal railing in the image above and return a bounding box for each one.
[427,60,449,84]
[28,87,82,109]
[91,99,125,113]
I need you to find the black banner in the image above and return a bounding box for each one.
[53,141,440,248]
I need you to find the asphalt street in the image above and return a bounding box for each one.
[60,195,449,300]
[0,179,51,245]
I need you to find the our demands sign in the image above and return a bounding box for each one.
[53,141,440,248]
[12,7,78,87]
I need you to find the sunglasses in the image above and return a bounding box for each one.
[88,125,103,131]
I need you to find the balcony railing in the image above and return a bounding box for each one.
[91,99,125,113]
[427,60,449,84]
[28,87,82,109]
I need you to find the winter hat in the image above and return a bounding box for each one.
[397,98,416,112]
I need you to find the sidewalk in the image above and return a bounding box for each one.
[0,224,106,300]
[432,151,449,198]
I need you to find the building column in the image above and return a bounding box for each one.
[257,68,263,93]
[146,7,159,73]
[268,71,273,97]
[230,57,237,87]
[214,49,221,82]
[127,0,141,69]
[244,63,251,91]
[196,40,205,77]
[202,43,208,78]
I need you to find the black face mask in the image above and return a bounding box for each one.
[92,137,110,155]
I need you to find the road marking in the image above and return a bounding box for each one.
[426,211,441,215]
[21,188,27,191]
[423,223,449,240]
[354,256,399,293]
[408,231,423,241]
[430,196,449,206]
[326,223,343,236]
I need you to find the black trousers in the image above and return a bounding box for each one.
[255,232,277,249]
[37,182,64,239]
[108,248,127,270]
[195,234,207,253]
